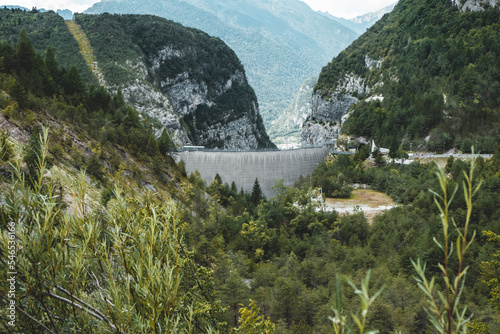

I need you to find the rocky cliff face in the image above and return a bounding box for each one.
[75,14,274,149]
[301,56,380,145]
[452,0,498,11]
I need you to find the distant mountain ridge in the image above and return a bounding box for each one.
[1,5,74,19]
[319,3,397,35]
[84,0,360,132]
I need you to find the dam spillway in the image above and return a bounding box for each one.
[177,144,333,197]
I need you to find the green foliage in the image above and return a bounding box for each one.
[0,130,13,163]
[299,155,359,198]
[22,129,53,186]
[233,300,276,334]
[180,151,500,333]
[251,178,264,206]
[85,154,105,182]
[0,131,225,332]
[0,28,176,168]
[412,157,481,333]
[0,8,95,83]
[480,230,500,321]
[2,126,499,332]
[330,271,383,334]
[158,128,177,155]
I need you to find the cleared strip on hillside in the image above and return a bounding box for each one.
[65,20,107,86]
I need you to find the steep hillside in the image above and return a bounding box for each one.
[1,21,500,334]
[84,0,359,132]
[0,28,230,332]
[303,0,500,153]
[0,8,95,83]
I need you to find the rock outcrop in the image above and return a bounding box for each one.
[301,68,374,145]
[452,0,498,11]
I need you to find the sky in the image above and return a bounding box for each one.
[1,0,396,19]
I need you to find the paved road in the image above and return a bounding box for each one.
[410,153,493,159]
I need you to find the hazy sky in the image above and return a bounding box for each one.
[2,0,396,19]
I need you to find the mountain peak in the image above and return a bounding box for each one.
[349,3,397,24]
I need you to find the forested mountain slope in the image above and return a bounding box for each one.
[84,0,359,133]
[303,0,500,153]
[0,8,94,83]
[0,8,274,149]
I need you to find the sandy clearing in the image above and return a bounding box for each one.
[324,189,398,222]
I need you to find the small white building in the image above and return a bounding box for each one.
[371,140,389,155]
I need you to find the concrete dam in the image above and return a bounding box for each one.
[177,144,333,197]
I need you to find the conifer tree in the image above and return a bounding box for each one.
[215,173,223,185]
[158,128,176,156]
[63,66,85,96]
[112,86,126,110]
[251,178,263,205]
[44,46,60,83]
[146,133,159,156]
[230,181,238,196]
[16,29,36,72]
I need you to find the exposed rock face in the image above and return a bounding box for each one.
[301,122,340,146]
[148,44,269,149]
[200,114,260,149]
[109,60,190,146]
[310,91,360,123]
[143,41,272,149]
[301,52,385,145]
[452,0,498,11]
[301,73,368,145]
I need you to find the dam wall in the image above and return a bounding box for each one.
[177,144,333,197]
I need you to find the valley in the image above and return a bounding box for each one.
[0,0,499,333]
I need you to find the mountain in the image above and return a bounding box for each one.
[267,76,315,147]
[319,3,397,35]
[84,0,359,133]
[0,20,230,332]
[1,5,75,19]
[74,13,274,149]
[0,8,273,149]
[303,0,500,153]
